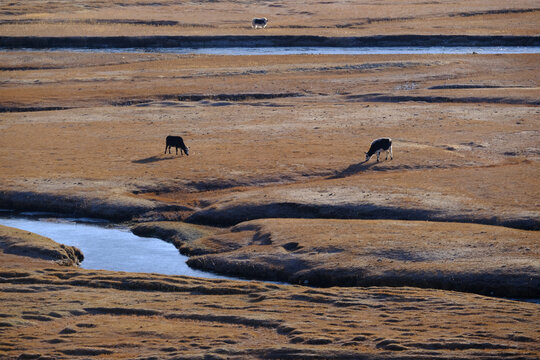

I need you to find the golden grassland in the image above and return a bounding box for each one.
[0,0,539,36]
[0,0,539,358]
[1,229,539,359]
[1,52,538,358]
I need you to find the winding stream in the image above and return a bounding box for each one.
[1,213,538,303]
[0,214,232,279]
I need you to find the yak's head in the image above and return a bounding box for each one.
[365,152,371,161]
[184,147,189,156]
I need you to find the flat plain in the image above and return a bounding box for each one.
[0,0,539,359]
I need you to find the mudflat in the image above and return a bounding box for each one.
[1,0,539,359]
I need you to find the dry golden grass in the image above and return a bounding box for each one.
[1,54,538,213]
[131,221,218,253]
[183,219,539,297]
[1,250,539,359]
[0,1,539,358]
[0,0,538,36]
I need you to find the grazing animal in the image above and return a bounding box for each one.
[365,138,393,162]
[165,135,189,156]
[251,17,268,29]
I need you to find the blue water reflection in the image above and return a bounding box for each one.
[0,216,231,279]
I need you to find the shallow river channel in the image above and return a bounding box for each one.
[17,46,540,55]
[0,214,232,279]
[1,214,538,303]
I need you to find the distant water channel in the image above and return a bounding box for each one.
[151,46,540,55]
[14,46,540,55]
[0,214,232,279]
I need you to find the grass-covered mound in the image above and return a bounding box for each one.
[187,219,539,298]
[0,225,83,265]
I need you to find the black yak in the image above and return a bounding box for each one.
[165,135,189,156]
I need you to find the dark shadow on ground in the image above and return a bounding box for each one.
[132,155,177,164]
[330,160,377,179]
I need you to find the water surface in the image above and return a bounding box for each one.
[11,46,540,55]
[0,215,231,279]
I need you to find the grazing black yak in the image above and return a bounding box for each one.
[165,135,189,156]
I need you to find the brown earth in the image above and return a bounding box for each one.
[1,53,538,217]
[1,0,539,358]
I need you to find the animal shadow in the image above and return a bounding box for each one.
[329,160,377,179]
[132,155,176,164]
